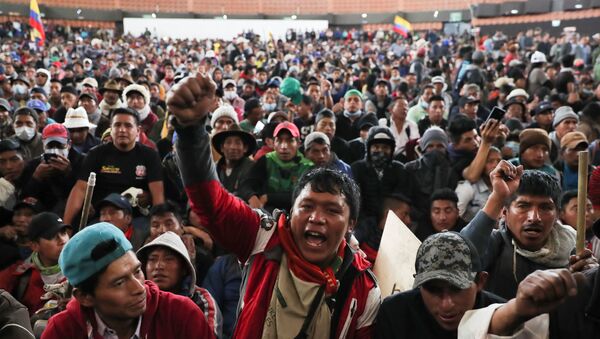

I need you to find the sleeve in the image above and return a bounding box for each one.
[459,210,498,269]
[77,148,97,181]
[175,119,260,262]
[355,285,381,339]
[374,301,398,339]
[458,304,549,339]
[143,147,163,183]
[455,181,475,218]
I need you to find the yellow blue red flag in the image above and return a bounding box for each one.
[393,16,412,38]
[30,0,45,47]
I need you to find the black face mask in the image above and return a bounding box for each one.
[370,151,390,168]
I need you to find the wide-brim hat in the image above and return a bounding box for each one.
[211,126,257,157]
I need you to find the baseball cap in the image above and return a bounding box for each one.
[344,89,363,100]
[28,212,71,241]
[59,222,133,286]
[532,101,553,116]
[26,99,48,112]
[267,111,289,123]
[304,131,330,150]
[97,193,133,215]
[81,77,98,88]
[561,131,588,150]
[0,98,11,112]
[42,123,69,145]
[458,96,480,107]
[223,79,237,89]
[273,121,300,138]
[413,232,481,289]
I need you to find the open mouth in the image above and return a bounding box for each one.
[523,225,543,237]
[304,230,327,247]
[438,313,459,324]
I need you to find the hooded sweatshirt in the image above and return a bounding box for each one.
[41,280,213,339]
[137,231,222,338]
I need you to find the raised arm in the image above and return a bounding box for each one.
[168,74,260,262]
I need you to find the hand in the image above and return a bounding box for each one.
[569,248,598,273]
[514,269,581,319]
[136,191,151,208]
[321,79,332,93]
[183,225,214,251]
[166,73,216,126]
[489,160,523,200]
[480,119,500,145]
[48,154,71,174]
[248,195,264,209]
[332,98,344,114]
[0,226,17,241]
[33,162,55,180]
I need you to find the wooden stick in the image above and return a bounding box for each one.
[78,172,96,232]
[576,151,589,253]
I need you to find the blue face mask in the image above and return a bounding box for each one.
[263,103,276,112]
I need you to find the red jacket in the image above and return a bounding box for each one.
[176,121,380,339]
[42,281,214,339]
[0,259,46,315]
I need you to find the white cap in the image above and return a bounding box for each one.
[223,79,237,89]
[506,88,530,101]
[530,51,547,64]
[210,105,239,128]
[63,107,96,129]
[431,76,445,84]
[81,77,98,89]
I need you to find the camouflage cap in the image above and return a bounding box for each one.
[413,231,481,290]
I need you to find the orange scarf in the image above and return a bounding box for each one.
[276,214,345,295]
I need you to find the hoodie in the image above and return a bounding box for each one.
[137,232,222,338]
[42,280,213,339]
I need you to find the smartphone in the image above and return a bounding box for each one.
[486,106,506,122]
[43,153,58,163]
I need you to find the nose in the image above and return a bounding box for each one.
[527,207,542,223]
[130,275,145,295]
[440,292,455,310]
[309,209,326,224]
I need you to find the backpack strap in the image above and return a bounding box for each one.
[15,268,33,302]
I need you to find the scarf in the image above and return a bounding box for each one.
[99,99,123,116]
[31,252,62,276]
[277,213,344,295]
[343,109,362,120]
[137,105,151,122]
[512,221,576,267]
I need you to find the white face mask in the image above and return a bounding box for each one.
[12,84,28,96]
[14,126,36,141]
[45,147,69,158]
[262,103,276,112]
[224,91,237,100]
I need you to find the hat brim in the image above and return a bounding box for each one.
[211,130,257,157]
[99,87,123,95]
[43,136,68,145]
[37,224,72,241]
[63,121,97,129]
[413,269,476,290]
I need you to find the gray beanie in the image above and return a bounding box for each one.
[553,106,579,127]
[420,126,448,150]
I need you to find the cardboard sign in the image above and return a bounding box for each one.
[373,211,421,298]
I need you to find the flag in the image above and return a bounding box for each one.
[29,0,45,47]
[393,15,412,38]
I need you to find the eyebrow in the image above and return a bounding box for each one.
[110,262,142,285]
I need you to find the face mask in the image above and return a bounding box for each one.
[12,84,27,95]
[262,103,276,112]
[370,151,390,168]
[420,100,429,110]
[343,109,362,119]
[15,126,35,141]
[45,147,69,158]
[391,76,401,82]
[224,91,237,100]
[257,80,267,86]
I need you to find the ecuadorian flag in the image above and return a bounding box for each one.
[30,0,46,47]
[393,15,412,38]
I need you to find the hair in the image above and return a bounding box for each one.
[110,108,141,125]
[560,190,578,211]
[429,95,445,104]
[506,170,561,208]
[74,239,120,295]
[292,168,360,223]
[149,201,183,223]
[300,94,314,107]
[448,114,477,144]
[430,188,459,208]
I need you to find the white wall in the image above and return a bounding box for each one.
[123,18,329,41]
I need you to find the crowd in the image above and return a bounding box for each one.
[0,16,600,338]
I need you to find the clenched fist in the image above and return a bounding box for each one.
[166,73,217,126]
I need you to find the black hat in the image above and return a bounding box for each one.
[211,125,257,157]
[0,139,21,153]
[458,96,480,107]
[13,199,41,214]
[532,101,553,116]
[357,112,379,130]
[97,193,133,215]
[28,212,71,241]
[60,85,79,96]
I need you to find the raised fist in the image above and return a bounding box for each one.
[166,73,217,126]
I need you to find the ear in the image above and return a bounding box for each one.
[73,288,95,308]
[475,272,489,291]
[501,206,508,219]
[347,218,357,234]
[124,213,133,226]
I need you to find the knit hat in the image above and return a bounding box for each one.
[553,106,579,128]
[419,126,448,151]
[210,105,239,128]
[413,232,481,289]
[518,128,551,154]
[280,77,303,105]
[315,109,337,123]
[59,222,133,286]
[366,126,395,151]
[122,83,150,105]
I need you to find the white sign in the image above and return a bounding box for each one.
[373,211,421,298]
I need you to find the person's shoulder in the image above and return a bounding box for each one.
[381,288,420,310]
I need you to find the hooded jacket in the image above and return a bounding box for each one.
[137,232,222,338]
[41,280,213,339]
[174,118,380,339]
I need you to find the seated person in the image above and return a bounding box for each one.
[43,223,213,338]
[376,232,505,338]
[415,188,467,241]
[560,190,599,258]
[137,232,222,338]
[98,193,148,251]
[303,131,352,178]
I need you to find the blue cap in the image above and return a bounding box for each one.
[26,99,48,112]
[59,222,133,286]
